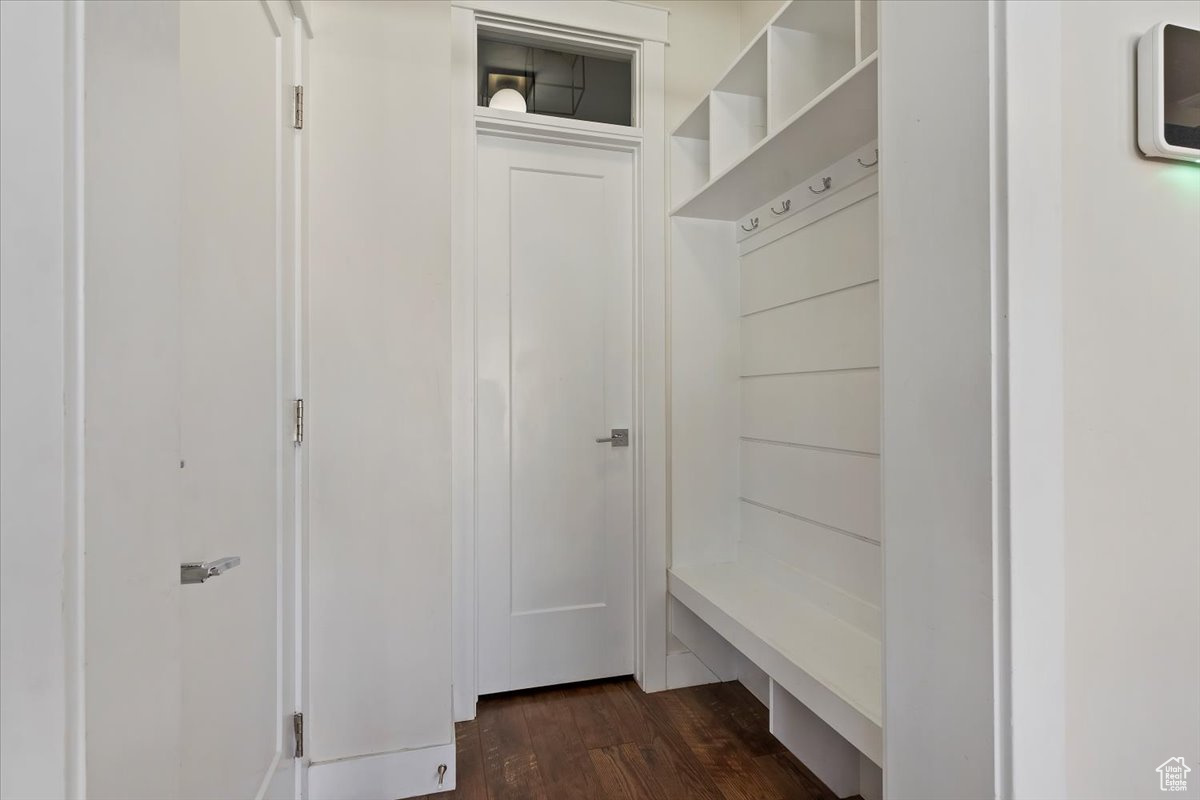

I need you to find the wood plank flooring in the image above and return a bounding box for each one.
[415,678,853,800]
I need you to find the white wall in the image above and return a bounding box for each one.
[1060,2,1200,797]
[670,219,740,568]
[883,3,1200,798]
[658,1,788,133]
[662,1,752,571]
[659,1,741,131]
[0,3,69,797]
[307,0,453,764]
[738,0,786,47]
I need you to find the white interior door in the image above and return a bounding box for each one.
[179,2,299,797]
[476,133,636,694]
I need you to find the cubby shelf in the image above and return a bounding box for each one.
[670,53,877,221]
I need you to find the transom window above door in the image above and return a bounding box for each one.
[477,32,633,127]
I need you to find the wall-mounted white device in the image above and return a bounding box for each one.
[1138,22,1200,162]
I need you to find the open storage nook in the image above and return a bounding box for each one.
[670,98,710,206]
[768,0,855,131]
[669,0,878,220]
[669,2,882,798]
[710,35,768,175]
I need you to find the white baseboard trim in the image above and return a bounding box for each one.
[307,742,456,800]
[665,650,721,690]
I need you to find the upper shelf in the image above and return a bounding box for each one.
[671,53,877,221]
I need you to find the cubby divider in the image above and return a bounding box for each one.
[670,97,710,206]
[709,34,768,174]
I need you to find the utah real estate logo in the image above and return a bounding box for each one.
[1158,757,1190,793]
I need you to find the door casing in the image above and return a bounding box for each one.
[449,2,669,722]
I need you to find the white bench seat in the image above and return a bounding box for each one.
[668,560,882,764]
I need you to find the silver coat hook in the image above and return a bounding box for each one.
[808,176,832,194]
[740,217,759,233]
[857,149,879,168]
[771,199,791,215]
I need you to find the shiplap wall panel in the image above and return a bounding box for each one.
[741,369,880,453]
[741,282,879,376]
[739,439,880,540]
[739,502,881,607]
[741,195,879,315]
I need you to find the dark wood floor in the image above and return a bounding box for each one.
[415,677,853,800]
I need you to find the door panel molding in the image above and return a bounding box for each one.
[476,133,635,694]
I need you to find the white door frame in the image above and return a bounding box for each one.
[449,0,668,721]
[287,3,312,798]
[42,1,313,796]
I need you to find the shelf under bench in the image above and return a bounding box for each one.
[668,559,882,764]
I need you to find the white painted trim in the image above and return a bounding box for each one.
[307,742,456,800]
[452,0,668,43]
[637,37,668,696]
[64,2,86,795]
[449,2,478,726]
[450,3,667,721]
[290,10,309,800]
[1000,2,1066,797]
[615,1,670,14]
[853,0,863,63]
[0,2,84,795]
[475,106,644,144]
[288,0,312,39]
[475,13,642,58]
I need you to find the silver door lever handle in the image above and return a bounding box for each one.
[595,428,629,447]
[181,556,242,585]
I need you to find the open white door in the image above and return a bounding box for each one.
[475,134,636,693]
[179,1,301,797]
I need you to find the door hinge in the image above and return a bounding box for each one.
[293,85,303,130]
[294,398,304,445]
[292,712,303,758]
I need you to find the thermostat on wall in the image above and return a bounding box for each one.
[1138,22,1200,162]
